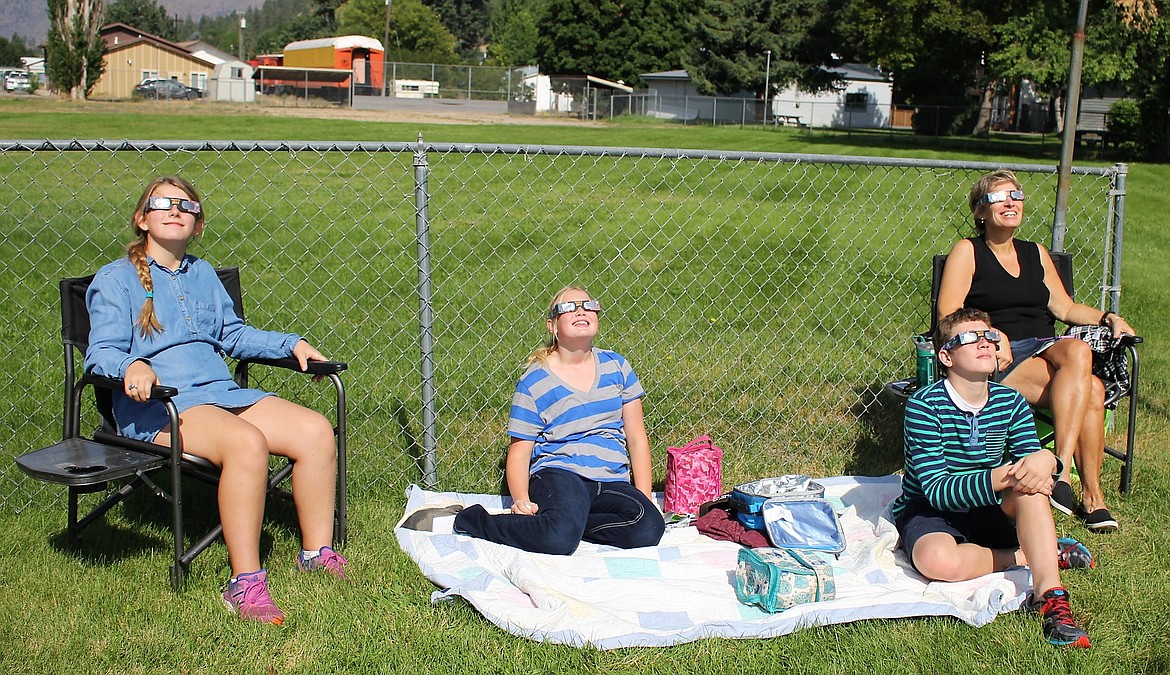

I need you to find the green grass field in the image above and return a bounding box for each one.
[1,98,1168,673]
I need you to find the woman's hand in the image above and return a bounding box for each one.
[511,499,539,516]
[995,331,1014,373]
[1106,313,1136,339]
[123,359,159,402]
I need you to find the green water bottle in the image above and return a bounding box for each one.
[913,335,935,387]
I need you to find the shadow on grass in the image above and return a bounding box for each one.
[844,380,905,477]
[47,469,298,570]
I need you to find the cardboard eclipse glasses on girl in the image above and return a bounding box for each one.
[144,196,202,215]
[939,329,1001,353]
[980,189,1025,205]
[549,299,601,318]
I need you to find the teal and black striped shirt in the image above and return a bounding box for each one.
[891,379,1043,519]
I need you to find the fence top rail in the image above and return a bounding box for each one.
[0,139,1120,178]
[0,139,420,154]
[424,143,1119,176]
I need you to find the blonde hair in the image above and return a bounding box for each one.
[127,176,205,338]
[967,169,1022,234]
[526,284,595,366]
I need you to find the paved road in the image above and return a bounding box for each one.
[353,95,508,116]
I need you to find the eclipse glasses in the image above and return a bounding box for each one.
[980,189,1025,205]
[549,300,601,318]
[939,329,1001,353]
[144,196,202,215]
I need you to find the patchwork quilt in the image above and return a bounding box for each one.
[395,475,1032,649]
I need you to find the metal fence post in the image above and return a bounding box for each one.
[1108,163,1129,313]
[414,133,438,488]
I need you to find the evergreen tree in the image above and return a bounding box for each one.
[106,0,176,39]
[683,0,837,99]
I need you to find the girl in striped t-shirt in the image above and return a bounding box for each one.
[450,284,665,554]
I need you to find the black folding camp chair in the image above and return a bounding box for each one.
[887,252,1141,492]
[15,267,348,589]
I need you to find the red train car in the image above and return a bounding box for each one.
[255,35,384,98]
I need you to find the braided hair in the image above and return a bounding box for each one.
[127,176,205,337]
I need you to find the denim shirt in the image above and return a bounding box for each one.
[85,255,302,440]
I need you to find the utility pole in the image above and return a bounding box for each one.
[763,50,772,126]
[383,0,392,96]
[238,13,246,62]
[1052,0,1089,252]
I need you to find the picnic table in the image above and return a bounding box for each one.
[771,114,806,128]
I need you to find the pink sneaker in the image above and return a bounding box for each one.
[296,545,348,579]
[222,570,285,625]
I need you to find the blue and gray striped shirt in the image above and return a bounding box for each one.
[891,379,1042,519]
[509,349,644,482]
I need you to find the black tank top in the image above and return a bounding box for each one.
[964,236,1054,340]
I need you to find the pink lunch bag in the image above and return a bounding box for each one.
[663,435,724,515]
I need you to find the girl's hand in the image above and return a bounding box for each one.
[123,359,159,402]
[511,499,539,516]
[292,339,326,371]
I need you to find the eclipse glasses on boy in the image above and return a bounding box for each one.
[980,189,1025,205]
[939,329,1001,353]
[549,299,602,318]
[144,196,202,216]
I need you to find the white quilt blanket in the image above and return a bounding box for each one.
[395,475,1031,649]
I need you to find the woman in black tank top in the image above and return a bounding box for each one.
[936,169,1136,533]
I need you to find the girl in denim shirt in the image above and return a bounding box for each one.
[85,176,345,624]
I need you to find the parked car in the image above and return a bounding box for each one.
[3,70,30,93]
[134,78,203,100]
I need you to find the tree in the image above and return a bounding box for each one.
[835,0,990,127]
[106,0,175,39]
[535,0,693,86]
[423,0,491,58]
[1116,0,1168,157]
[46,0,106,100]
[683,0,839,99]
[313,0,346,34]
[485,0,541,66]
[0,35,36,67]
[336,0,458,63]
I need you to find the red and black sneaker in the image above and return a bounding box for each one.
[1037,587,1091,648]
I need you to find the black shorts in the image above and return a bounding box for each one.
[896,498,1019,563]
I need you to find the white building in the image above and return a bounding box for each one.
[639,64,894,128]
[179,40,255,103]
[773,63,893,129]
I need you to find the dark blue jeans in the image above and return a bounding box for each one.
[453,467,666,555]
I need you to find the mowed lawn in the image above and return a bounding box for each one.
[0,97,1168,674]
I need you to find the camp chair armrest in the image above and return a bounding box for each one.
[1119,334,1143,346]
[81,373,179,399]
[240,357,349,376]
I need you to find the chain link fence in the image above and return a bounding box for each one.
[0,140,1124,512]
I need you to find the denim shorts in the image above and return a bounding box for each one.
[1000,336,1056,380]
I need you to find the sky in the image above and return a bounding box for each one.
[1,1,265,45]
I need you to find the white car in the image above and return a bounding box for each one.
[4,71,30,92]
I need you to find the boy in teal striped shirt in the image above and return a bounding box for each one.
[892,308,1093,648]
